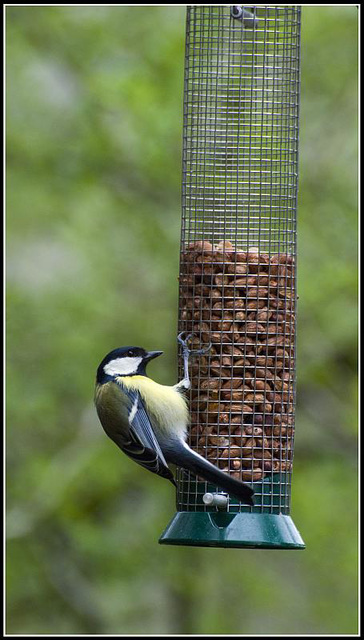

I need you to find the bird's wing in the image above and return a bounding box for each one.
[114,382,176,485]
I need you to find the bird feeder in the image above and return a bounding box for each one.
[159,5,305,548]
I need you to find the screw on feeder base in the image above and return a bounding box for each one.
[203,492,229,510]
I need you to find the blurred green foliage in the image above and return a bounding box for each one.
[6,6,358,635]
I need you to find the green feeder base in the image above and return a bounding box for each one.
[159,511,305,549]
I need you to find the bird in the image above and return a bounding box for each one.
[94,333,255,506]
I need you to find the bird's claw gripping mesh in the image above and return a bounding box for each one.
[177,331,212,358]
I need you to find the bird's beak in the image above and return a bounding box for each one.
[145,350,163,362]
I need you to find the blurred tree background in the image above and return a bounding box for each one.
[6,5,358,635]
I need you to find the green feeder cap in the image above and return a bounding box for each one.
[159,511,305,549]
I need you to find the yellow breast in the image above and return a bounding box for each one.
[116,375,189,436]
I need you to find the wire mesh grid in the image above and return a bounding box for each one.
[176,5,301,514]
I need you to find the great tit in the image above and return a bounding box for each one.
[94,333,254,506]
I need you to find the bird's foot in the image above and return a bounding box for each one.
[176,332,211,392]
[177,331,211,358]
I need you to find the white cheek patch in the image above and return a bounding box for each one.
[104,356,143,377]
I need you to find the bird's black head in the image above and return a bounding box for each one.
[96,346,163,383]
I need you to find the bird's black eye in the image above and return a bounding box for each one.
[127,349,134,357]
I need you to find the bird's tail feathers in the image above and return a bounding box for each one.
[169,442,255,506]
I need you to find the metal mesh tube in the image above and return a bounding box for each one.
[177,5,301,514]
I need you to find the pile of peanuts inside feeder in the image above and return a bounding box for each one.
[179,240,295,484]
